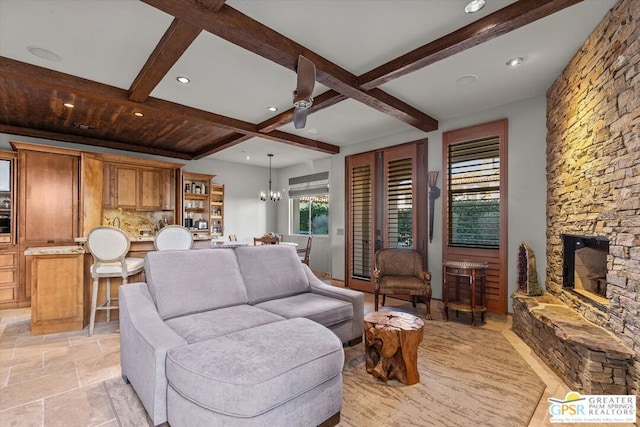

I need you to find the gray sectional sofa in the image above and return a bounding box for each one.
[119,244,364,426]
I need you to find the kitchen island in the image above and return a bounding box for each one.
[25,245,85,335]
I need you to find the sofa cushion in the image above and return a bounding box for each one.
[234,245,310,304]
[145,249,248,320]
[166,318,343,418]
[165,305,285,344]
[255,293,353,328]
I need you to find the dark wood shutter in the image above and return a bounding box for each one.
[346,152,376,291]
[442,119,508,315]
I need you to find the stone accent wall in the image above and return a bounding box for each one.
[545,0,639,399]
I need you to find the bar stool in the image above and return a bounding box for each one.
[86,226,144,336]
[154,225,193,251]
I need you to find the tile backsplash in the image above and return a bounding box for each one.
[103,208,173,237]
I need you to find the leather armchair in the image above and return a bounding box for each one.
[373,248,432,319]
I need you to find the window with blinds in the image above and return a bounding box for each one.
[386,158,413,248]
[289,172,329,235]
[351,164,372,279]
[447,136,500,248]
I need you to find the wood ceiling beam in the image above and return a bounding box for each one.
[1,57,339,155]
[0,124,193,160]
[358,0,584,90]
[128,18,202,102]
[140,0,439,132]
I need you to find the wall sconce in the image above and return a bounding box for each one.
[427,171,440,243]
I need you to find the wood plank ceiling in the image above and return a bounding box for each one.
[0,0,582,160]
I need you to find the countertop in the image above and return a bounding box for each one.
[24,245,85,256]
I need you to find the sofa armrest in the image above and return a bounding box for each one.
[304,265,364,344]
[119,283,187,425]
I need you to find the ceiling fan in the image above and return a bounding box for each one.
[293,55,316,129]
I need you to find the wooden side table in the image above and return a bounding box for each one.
[364,311,424,385]
[443,260,489,326]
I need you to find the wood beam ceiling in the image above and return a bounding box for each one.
[0,57,339,157]
[140,0,440,133]
[1,0,584,159]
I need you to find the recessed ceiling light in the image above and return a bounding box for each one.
[176,76,190,84]
[134,112,144,117]
[27,45,62,61]
[307,128,319,135]
[506,57,524,67]
[464,0,486,13]
[267,106,278,112]
[63,102,74,108]
[456,74,478,85]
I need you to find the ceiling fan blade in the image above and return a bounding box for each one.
[295,55,315,101]
[293,106,308,129]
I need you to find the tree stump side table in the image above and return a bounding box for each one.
[364,311,424,385]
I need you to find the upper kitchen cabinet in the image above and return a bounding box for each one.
[12,142,80,246]
[101,154,181,211]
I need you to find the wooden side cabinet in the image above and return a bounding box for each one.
[27,251,85,335]
[0,247,18,306]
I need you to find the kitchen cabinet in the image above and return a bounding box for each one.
[182,172,213,232]
[210,183,224,237]
[0,247,18,306]
[26,248,85,335]
[0,151,17,308]
[12,142,81,307]
[104,163,175,210]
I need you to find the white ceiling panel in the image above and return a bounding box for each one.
[0,0,172,89]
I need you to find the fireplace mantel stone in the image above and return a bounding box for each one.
[512,293,633,395]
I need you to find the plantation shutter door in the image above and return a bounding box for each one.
[383,144,417,249]
[346,152,376,292]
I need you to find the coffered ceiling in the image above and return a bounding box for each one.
[0,0,617,168]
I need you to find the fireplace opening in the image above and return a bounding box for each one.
[562,234,609,310]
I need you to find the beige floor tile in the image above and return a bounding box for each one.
[0,368,79,411]
[43,383,115,427]
[43,341,102,367]
[77,352,120,387]
[0,400,43,427]
[8,360,76,386]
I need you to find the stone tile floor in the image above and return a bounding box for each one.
[0,294,609,427]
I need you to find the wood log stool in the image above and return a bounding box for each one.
[364,311,424,385]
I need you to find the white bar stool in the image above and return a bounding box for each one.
[86,226,144,336]
[153,225,193,251]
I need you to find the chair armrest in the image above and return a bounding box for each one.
[303,265,364,343]
[119,283,187,425]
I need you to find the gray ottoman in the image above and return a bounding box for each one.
[166,318,344,426]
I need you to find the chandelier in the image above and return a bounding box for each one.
[260,154,281,202]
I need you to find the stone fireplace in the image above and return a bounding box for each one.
[513,0,638,406]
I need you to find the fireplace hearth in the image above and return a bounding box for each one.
[562,235,609,310]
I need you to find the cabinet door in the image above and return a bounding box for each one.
[29,254,84,335]
[19,150,79,245]
[115,166,138,208]
[138,168,162,209]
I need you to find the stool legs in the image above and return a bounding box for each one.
[89,276,99,337]
[89,276,126,336]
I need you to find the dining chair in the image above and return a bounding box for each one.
[86,226,145,336]
[154,225,194,251]
[253,234,281,245]
[297,235,312,265]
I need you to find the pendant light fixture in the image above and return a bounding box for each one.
[260,154,281,202]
